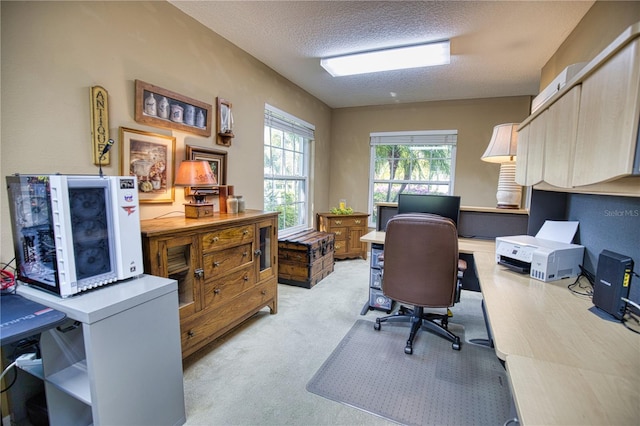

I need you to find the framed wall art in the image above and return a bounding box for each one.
[135,80,212,137]
[216,97,234,146]
[185,145,227,196]
[120,127,176,203]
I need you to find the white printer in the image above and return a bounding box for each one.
[495,221,585,283]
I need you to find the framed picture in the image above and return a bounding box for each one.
[120,127,176,203]
[216,97,234,146]
[185,145,227,196]
[134,80,212,137]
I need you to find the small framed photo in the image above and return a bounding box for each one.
[135,80,212,137]
[120,127,176,203]
[185,145,227,196]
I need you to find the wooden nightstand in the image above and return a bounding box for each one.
[316,212,369,260]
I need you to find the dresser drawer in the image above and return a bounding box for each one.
[329,226,347,241]
[334,240,347,255]
[328,216,366,227]
[203,243,253,278]
[181,281,277,354]
[201,224,254,252]
[203,265,255,309]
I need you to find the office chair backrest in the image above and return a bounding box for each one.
[382,213,459,308]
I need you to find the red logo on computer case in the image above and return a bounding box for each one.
[122,206,137,216]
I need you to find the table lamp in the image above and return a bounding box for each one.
[481,123,522,209]
[174,160,217,218]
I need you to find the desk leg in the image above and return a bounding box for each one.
[360,300,372,315]
[469,299,494,348]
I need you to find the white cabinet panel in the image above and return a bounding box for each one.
[573,38,640,186]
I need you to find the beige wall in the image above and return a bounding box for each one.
[0,1,331,261]
[329,97,531,213]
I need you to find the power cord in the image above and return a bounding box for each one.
[567,265,594,297]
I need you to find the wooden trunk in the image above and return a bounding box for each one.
[278,230,335,288]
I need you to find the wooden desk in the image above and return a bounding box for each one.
[360,231,640,425]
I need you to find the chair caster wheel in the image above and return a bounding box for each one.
[404,346,413,355]
[452,339,461,351]
[374,322,381,331]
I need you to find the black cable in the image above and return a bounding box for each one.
[622,308,640,335]
[567,273,593,297]
[0,365,18,393]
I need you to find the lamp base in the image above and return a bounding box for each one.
[184,203,214,219]
[495,162,522,209]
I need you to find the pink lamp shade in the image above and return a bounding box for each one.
[175,160,217,204]
[175,160,217,186]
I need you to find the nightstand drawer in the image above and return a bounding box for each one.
[201,225,254,252]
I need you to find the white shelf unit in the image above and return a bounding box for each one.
[16,275,186,426]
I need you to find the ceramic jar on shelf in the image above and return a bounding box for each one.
[236,195,245,213]
[226,195,238,214]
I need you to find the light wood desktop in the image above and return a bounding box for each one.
[360,231,640,425]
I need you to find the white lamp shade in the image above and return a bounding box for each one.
[481,123,519,164]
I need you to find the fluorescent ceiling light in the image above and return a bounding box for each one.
[321,40,450,77]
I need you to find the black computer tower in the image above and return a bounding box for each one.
[592,250,634,320]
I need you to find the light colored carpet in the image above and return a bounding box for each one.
[307,320,510,426]
[182,258,496,425]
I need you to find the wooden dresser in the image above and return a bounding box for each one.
[140,210,278,358]
[316,212,369,260]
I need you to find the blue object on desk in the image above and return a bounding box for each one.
[0,293,67,346]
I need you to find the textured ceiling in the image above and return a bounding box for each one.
[170,1,595,108]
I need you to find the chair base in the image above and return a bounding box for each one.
[374,305,461,354]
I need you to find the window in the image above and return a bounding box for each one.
[369,130,457,227]
[264,104,314,235]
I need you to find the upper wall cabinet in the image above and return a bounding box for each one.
[516,110,546,186]
[573,38,640,186]
[544,85,581,188]
[517,22,640,195]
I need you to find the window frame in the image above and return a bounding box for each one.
[264,104,314,237]
[368,130,458,227]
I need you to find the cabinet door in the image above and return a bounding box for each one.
[256,218,278,283]
[573,38,640,186]
[516,111,546,186]
[544,85,581,187]
[346,216,367,255]
[158,235,201,318]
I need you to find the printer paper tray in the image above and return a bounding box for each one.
[498,256,530,274]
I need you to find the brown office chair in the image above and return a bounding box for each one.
[374,213,466,354]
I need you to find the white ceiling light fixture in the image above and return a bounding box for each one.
[320,40,450,77]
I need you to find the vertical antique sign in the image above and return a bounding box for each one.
[90,86,110,165]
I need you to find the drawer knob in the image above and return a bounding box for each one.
[243,251,248,257]
[254,249,262,256]
[213,261,220,268]
[261,290,267,295]
[355,220,361,224]
[214,288,220,294]
[335,231,342,235]
[187,330,195,338]
[194,268,204,278]
[243,229,249,235]
[335,220,342,225]
[244,275,249,281]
